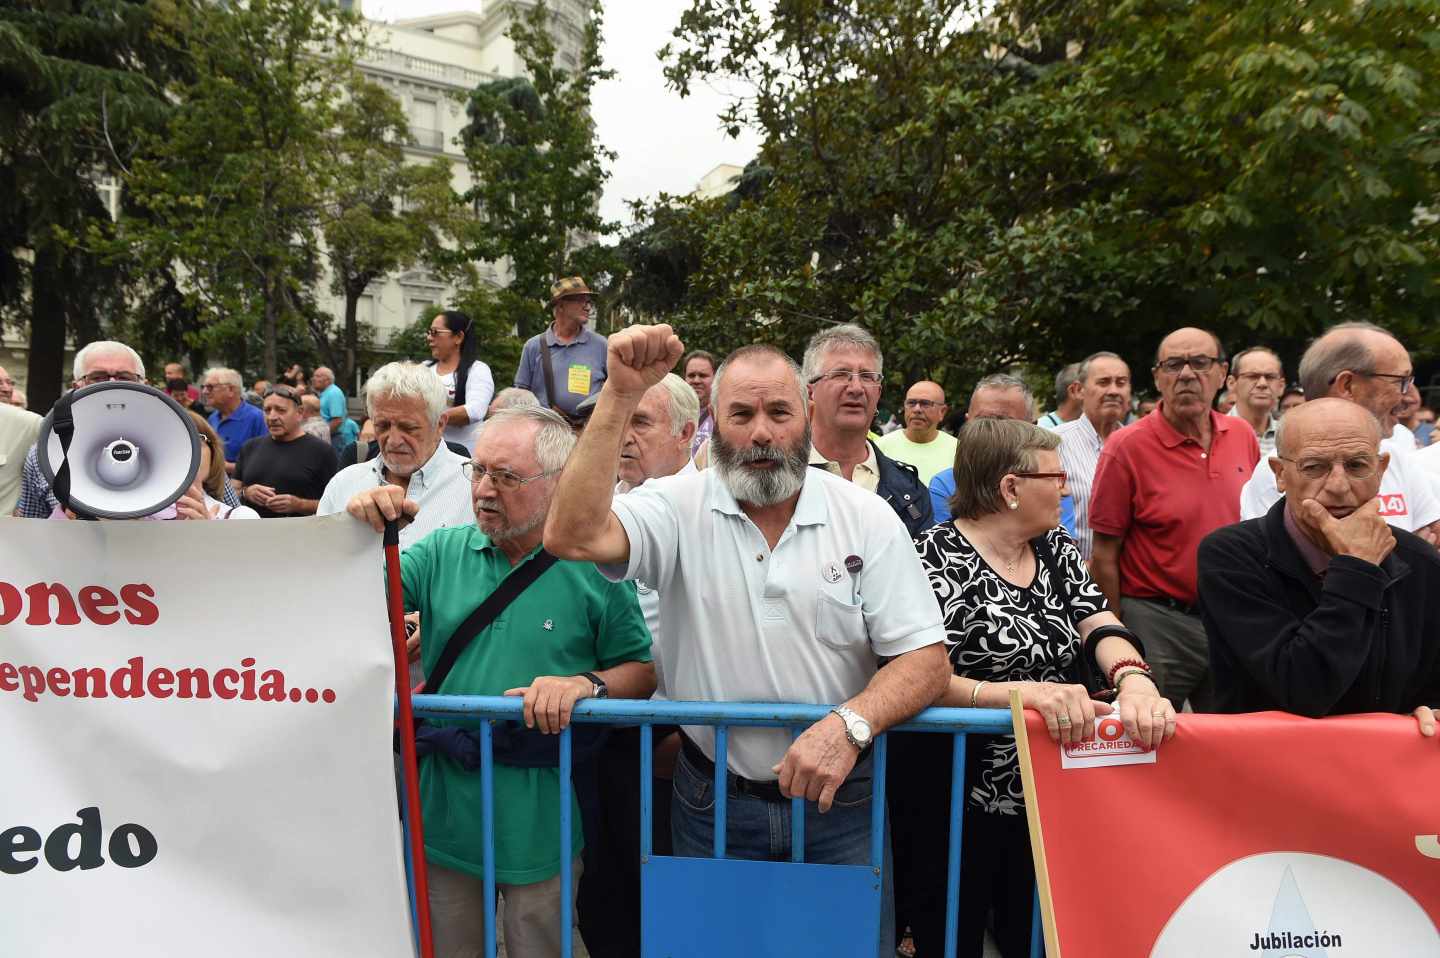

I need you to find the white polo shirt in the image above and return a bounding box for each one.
[601,466,946,780]
[1239,434,1440,532]
[316,441,473,549]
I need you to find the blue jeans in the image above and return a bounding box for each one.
[670,748,895,957]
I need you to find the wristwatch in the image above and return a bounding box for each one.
[831,705,873,750]
[581,671,608,699]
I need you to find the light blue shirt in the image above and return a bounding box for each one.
[928,467,1076,536]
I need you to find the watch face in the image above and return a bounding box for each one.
[852,719,873,744]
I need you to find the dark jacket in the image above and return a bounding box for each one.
[872,439,934,537]
[1197,499,1440,717]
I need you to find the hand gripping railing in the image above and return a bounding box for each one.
[405,696,1044,958]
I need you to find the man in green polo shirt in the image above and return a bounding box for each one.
[348,405,654,958]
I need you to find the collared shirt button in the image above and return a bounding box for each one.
[756,553,764,561]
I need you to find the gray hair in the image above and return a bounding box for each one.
[1052,362,1081,406]
[491,387,540,411]
[655,373,700,435]
[800,323,883,382]
[74,341,145,381]
[476,405,576,473]
[712,344,807,414]
[364,361,447,423]
[1297,321,1394,399]
[1230,346,1282,378]
[949,418,1060,520]
[204,366,243,389]
[1077,351,1126,384]
[971,373,1034,418]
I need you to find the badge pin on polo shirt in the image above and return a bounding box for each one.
[822,561,843,584]
[543,619,554,631]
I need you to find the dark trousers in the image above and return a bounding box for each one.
[576,726,674,958]
[889,732,1042,958]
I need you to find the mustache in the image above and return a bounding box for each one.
[728,444,788,466]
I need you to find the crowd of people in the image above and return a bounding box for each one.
[4,276,1440,958]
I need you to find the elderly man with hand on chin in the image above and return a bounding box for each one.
[1198,398,1440,736]
[544,325,950,958]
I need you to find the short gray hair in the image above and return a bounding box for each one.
[1052,362,1081,406]
[1230,346,1282,378]
[491,387,540,411]
[712,344,807,413]
[364,361,446,423]
[1077,351,1126,384]
[477,406,576,473]
[1297,321,1394,399]
[656,373,699,435]
[971,373,1034,418]
[801,324,883,382]
[204,366,243,389]
[74,341,144,381]
[949,418,1060,520]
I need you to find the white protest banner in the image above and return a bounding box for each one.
[0,515,415,956]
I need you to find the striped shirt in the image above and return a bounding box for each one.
[1054,414,1107,560]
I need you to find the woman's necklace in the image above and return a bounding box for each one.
[957,521,1027,576]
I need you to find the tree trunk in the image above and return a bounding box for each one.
[262,270,278,381]
[27,246,69,415]
[343,284,359,393]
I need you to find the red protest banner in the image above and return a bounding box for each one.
[1012,698,1440,957]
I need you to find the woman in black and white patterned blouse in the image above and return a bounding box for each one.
[890,417,1174,958]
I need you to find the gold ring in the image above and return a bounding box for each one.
[1056,715,1072,726]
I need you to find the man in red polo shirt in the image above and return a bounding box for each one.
[1090,327,1259,711]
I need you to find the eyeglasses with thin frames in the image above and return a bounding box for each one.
[903,398,942,409]
[1350,370,1415,393]
[1235,372,1285,385]
[1013,471,1067,483]
[1275,456,1379,481]
[79,371,144,386]
[462,462,557,490]
[810,369,883,386]
[1154,355,1224,375]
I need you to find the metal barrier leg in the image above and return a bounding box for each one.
[712,726,728,859]
[640,723,654,863]
[560,726,573,958]
[1031,884,1044,958]
[790,727,805,863]
[943,733,966,958]
[480,721,497,958]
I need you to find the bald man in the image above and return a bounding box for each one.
[875,380,956,484]
[1199,399,1440,735]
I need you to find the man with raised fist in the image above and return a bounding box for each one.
[1198,398,1440,736]
[544,324,950,958]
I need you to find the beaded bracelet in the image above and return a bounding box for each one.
[1106,657,1150,687]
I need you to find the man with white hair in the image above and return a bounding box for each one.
[204,366,267,476]
[312,365,358,452]
[0,363,41,515]
[545,328,951,958]
[347,406,653,958]
[15,341,146,518]
[317,362,472,547]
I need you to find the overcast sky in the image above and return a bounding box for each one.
[365,0,764,228]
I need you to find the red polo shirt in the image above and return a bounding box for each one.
[1089,405,1258,605]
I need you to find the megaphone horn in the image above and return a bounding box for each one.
[38,382,202,520]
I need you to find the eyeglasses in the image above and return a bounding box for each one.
[1154,355,1224,375]
[1353,370,1415,393]
[1236,372,1285,385]
[424,327,451,338]
[200,382,234,392]
[810,369,883,386]
[80,371,144,386]
[462,462,557,490]
[1275,456,1379,481]
[903,398,942,410]
[1013,472,1067,483]
[264,385,302,404]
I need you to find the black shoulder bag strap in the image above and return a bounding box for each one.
[537,327,560,413]
[423,549,559,695]
[1031,534,1106,696]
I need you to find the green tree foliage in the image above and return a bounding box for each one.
[118,0,364,380]
[320,74,466,388]
[0,0,195,411]
[458,0,616,336]
[389,284,525,389]
[646,0,1440,397]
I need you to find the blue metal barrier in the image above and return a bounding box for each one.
[407,696,1042,958]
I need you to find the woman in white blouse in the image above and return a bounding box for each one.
[424,310,495,453]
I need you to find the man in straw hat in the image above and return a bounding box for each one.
[515,275,609,423]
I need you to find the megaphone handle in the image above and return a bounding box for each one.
[384,519,435,958]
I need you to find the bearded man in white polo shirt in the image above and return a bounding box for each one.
[545,327,950,958]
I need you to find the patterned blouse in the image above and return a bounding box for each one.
[914,523,1106,815]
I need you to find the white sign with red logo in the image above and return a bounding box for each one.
[1059,715,1158,769]
[0,516,413,957]
[1377,492,1409,518]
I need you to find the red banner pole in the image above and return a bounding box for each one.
[384,519,434,958]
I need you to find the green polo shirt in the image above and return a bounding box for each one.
[401,525,652,884]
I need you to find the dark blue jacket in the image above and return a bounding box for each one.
[871,439,935,537]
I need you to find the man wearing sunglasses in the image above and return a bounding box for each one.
[1238,322,1440,546]
[232,384,338,518]
[1090,327,1260,712]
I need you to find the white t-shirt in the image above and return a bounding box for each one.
[429,360,495,454]
[1239,434,1440,532]
[601,467,946,779]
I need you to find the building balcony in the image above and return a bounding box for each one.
[408,126,445,151]
[359,46,494,90]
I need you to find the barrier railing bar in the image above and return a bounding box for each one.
[944,732,966,958]
[713,725,728,859]
[639,723,654,863]
[869,734,887,874]
[559,726,574,958]
[399,761,419,950]
[789,727,804,863]
[479,720,497,958]
[1031,886,1043,957]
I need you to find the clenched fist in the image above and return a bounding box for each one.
[1301,497,1395,567]
[605,324,684,400]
